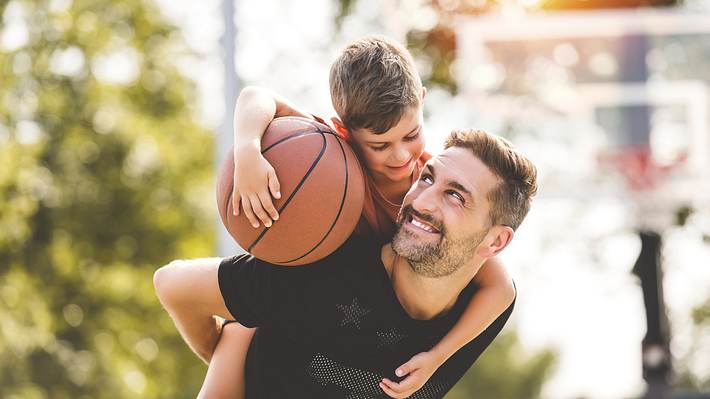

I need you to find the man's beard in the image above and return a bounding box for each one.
[392,205,487,278]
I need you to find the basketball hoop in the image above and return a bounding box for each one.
[597,147,687,192]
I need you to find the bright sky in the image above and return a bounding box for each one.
[151,1,710,398]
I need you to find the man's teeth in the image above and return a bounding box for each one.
[410,217,437,233]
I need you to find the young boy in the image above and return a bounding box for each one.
[201,36,515,398]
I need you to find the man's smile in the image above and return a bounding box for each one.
[406,213,440,235]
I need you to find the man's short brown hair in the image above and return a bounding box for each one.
[329,36,423,134]
[444,129,538,231]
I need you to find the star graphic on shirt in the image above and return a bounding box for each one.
[336,297,371,330]
[376,328,407,349]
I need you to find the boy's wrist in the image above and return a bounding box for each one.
[428,346,450,367]
[234,138,261,154]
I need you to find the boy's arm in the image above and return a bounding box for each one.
[197,321,255,399]
[153,258,234,363]
[380,256,515,398]
[232,86,314,228]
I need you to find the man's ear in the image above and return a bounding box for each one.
[478,226,514,258]
[421,86,427,101]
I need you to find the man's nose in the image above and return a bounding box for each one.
[412,187,438,214]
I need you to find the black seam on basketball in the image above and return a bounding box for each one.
[262,131,319,153]
[222,180,234,232]
[247,130,328,252]
[261,120,339,154]
[278,125,351,264]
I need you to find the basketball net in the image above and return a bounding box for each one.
[598,147,687,192]
[598,147,688,230]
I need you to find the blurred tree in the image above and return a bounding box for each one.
[446,332,557,399]
[676,296,710,393]
[0,0,214,397]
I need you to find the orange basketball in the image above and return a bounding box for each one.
[217,117,365,265]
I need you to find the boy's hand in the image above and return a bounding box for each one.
[379,351,442,398]
[232,145,281,228]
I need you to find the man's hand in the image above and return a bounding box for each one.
[232,145,281,228]
[379,351,442,398]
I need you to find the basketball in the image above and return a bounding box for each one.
[217,117,365,265]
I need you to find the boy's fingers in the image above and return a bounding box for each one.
[268,170,281,199]
[257,191,279,221]
[391,375,417,392]
[382,378,404,392]
[232,191,241,216]
[248,194,272,227]
[395,363,412,377]
[379,381,404,398]
[241,195,259,228]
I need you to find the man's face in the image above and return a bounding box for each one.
[392,146,501,277]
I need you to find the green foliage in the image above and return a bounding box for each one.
[1,0,214,397]
[676,296,710,393]
[407,25,458,94]
[446,332,557,399]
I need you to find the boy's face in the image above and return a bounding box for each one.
[349,106,425,184]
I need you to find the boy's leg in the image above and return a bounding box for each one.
[197,322,256,399]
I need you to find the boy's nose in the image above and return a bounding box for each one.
[392,146,410,164]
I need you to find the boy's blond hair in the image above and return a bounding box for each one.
[444,129,538,231]
[329,36,423,134]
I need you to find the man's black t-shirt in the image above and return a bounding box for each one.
[218,236,514,399]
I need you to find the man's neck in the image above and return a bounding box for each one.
[381,245,482,320]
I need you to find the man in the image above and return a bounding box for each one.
[154,128,538,398]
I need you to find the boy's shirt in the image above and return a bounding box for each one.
[218,234,514,399]
[311,115,432,244]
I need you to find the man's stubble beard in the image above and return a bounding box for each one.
[392,207,488,278]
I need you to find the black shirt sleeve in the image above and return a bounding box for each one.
[217,236,368,329]
[218,254,276,328]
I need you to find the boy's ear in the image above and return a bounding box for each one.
[331,117,346,132]
[421,87,427,100]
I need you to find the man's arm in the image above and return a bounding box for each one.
[153,257,234,363]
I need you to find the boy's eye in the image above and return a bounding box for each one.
[370,144,388,151]
[420,174,433,184]
[403,132,420,141]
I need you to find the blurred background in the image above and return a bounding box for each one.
[1,0,709,398]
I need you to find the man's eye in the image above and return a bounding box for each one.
[370,145,387,152]
[420,174,433,184]
[448,191,464,203]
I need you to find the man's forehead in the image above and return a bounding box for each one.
[426,147,499,196]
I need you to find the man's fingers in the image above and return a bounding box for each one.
[257,190,279,222]
[248,194,272,227]
[268,170,281,200]
[241,195,259,228]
